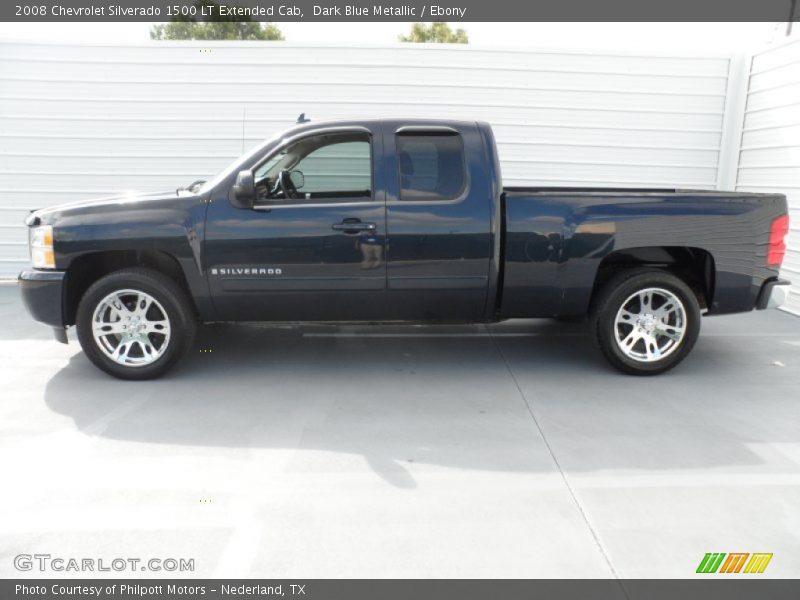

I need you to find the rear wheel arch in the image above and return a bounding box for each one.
[590,246,715,312]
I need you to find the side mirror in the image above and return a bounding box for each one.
[230,170,255,208]
[289,170,305,190]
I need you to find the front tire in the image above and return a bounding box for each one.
[590,269,701,375]
[76,268,196,380]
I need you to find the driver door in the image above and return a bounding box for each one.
[204,128,388,321]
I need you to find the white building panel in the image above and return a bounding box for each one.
[0,40,733,276]
[737,37,800,315]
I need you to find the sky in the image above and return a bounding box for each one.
[0,22,791,53]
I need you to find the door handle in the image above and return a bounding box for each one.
[332,219,376,234]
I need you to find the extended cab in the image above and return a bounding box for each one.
[19,119,791,379]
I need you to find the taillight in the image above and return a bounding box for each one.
[767,214,789,267]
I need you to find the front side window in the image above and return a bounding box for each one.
[396,133,466,201]
[254,132,372,204]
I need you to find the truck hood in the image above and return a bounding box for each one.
[27,190,195,225]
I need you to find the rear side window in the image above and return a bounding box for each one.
[396,134,466,201]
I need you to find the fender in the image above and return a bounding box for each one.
[33,192,215,321]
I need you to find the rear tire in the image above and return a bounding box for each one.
[590,269,701,375]
[76,268,196,380]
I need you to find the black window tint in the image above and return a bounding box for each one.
[397,134,466,201]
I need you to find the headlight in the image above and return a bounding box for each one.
[29,225,55,269]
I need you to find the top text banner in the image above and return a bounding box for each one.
[2,0,799,21]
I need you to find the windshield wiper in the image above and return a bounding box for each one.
[176,180,206,194]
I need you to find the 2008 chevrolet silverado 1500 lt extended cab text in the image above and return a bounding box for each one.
[19,118,791,379]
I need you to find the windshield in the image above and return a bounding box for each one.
[196,135,280,195]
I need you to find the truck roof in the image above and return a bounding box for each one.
[276,117,484,139]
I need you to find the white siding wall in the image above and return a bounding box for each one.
[737,37,800,315]
[0,40,733,276]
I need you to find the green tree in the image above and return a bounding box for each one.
[150,1,284,41]
[398,22,468,44]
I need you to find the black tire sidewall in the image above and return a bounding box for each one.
[592,270,701,375]
[76,269,195,380]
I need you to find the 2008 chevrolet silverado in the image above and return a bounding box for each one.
[19,118,791,379]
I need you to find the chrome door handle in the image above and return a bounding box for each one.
[332,220,376,233]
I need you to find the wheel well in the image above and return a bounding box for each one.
[592,246,715,310]
[64,250,195,325]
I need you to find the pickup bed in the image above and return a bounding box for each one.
[19,118,790,379]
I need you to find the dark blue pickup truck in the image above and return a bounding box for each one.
[19,118,790,379]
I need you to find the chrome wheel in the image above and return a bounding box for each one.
[614,287,686,363]
[91,289,171,367]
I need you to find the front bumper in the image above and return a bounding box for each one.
[756,277,791,310]
[18,270,68,341]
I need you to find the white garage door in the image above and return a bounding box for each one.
[737,37,800,315]
[0,40,733,277]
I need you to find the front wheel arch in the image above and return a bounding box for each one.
[63,250,196,326]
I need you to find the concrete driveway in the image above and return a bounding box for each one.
[0,283,798,578]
